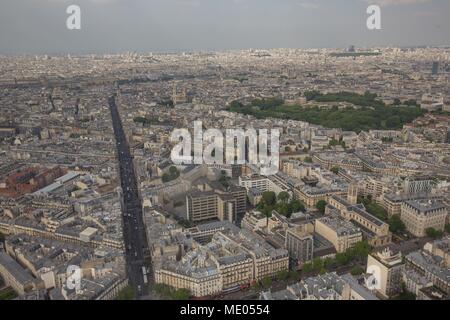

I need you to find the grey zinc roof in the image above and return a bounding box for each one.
[0,252,36,286]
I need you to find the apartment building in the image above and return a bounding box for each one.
[314,215,362,253]
[366,247,404,299]
[155,262,224,297]
[382,192,442,217]
[294,186,346,208]
[405,249,450,295]
[400,199,447,237]
[239,174,290,196]
[261,272,378,300]
[0,252,40,296]
[154,230,289,297]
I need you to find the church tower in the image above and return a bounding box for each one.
[348,183,358,205]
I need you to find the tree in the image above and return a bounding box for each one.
[322,257,332,268]
[331,166,340,175]
[312,257,324,272]
[228,93,424,133]
[426,228,444,239]
[352,241,371,260]
[276,203,290,217]
[162,166,180,183]
[261,206,273,227]
[315,200,327,214]
[117,286,135,300]
[261,276,272,288]
[161,173,170,183]
[290,200,305,213]
[172,288,190,300]
[366,202,388,221]
[277,191,290,203]
[304,156,313,163]
[288,271,300,281]
[388,215,406,234]
[277,270,289,281]
[446,224,450,233]
[351,266,365,276]
[0,288,17,300]
[169,166,178,175]
[302,263,314,273]
[262,192,276,206]
[335,252,350,266]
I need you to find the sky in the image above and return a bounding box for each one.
[0,0,449,54]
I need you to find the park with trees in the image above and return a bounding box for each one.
[256,191,305,220]
[229,92,424,133]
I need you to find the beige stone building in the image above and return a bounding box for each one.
[154,230,289,297]
[294,186,346,208]
[315,215,362,253]
[155,265,223,297]
[366,247,404,299]
[400,199,447,237]
[328,195,391,247]
[0,252,39,296]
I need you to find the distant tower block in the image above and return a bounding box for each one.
[348,183,358,205]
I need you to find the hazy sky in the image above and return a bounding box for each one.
[0,0,449,54]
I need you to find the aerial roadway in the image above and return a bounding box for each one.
[108,95,151,298]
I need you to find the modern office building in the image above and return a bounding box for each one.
[403,176,434,194]
[285,227,314,267]
[186,185,247,223]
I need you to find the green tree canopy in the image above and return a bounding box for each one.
[290,200,305,213]
[277,270,289,281]
[331,166,340,175]
[426,228,444,239]
[117,286,135,300]
[277,191,290,203]
[315,200,327,214]
[388,215,406,234]
[162,166,180,183]
[262,192,276,206]
[351,266,365,276]
[262,276,272,288]
[172,288,190,300]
